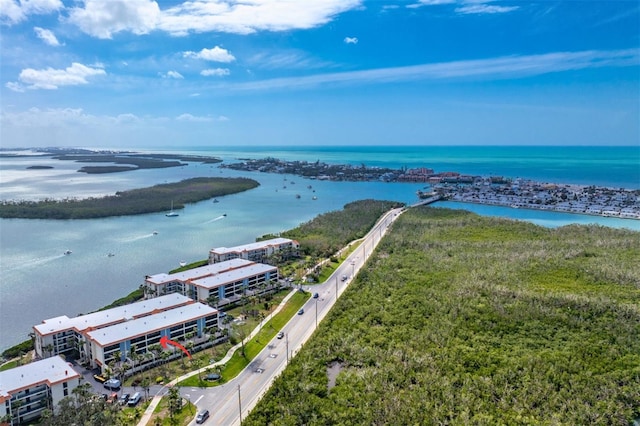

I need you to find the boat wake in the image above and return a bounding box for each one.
[118,233,157,243]
[204,215,227,224]
[3,254,68,273]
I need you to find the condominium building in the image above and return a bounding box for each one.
[208,237,299,264]
[144,258,279,307]
[85,302,220,373]
[0,356,81,425]
[33,294,193,362]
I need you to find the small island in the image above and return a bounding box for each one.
[0,177,259,219]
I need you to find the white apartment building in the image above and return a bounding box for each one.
[144,258,279,307]
[0,356,81,425]
[208,237,299,264]
[33,294,193,362]
[85,302,220,373]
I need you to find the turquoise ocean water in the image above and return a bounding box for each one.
[1,145,638,350]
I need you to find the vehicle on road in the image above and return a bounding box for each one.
[298,308,304,315]
[277,331,284,339]
[313,292,319,299]
[341,275,348,281]
[118,393,130,405]
[103,379,121,390]
[127,392,141,407]
[93,374,107,383]
[196,409,210,424]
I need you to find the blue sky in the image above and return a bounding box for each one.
[1,0,638,148]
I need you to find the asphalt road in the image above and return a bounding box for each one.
[186,208,403,426]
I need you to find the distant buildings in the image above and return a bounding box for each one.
[0,356,81,425]
[208,237,299,264]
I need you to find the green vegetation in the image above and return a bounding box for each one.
[259,199,402,282]
[99,288,144,311]
[53,152,222,174]
[0,177,259,219]
[245,207,640,425]
[1,339,34,360]
[278,199,402,259]
[177,290,309,388]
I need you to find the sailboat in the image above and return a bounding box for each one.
[166,201,179,217]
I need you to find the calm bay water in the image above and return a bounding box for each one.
[1,145,639,351]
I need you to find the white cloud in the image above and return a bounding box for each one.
[184,46,235,63]
[1,0,63,23]
[408,0,518,14]
[67,0,160,39]
[176,113,213,122]
[201,68,230,77]
[160,0,361,35]
[14,62,106,90]
[455,4,519,14]
[344,37,358,44]
[160,70,184,79]
[246,51,333,70]
[5,82,25,92]
[34,27,62,46]
[64,0,360,37]
[228,49,640,91]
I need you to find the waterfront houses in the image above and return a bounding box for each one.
[32,294,223,374]
[0,356,81,425]
[33,294,193,362]
[144,258,280,307]
[208,237,299,264]
[431,178,640,219]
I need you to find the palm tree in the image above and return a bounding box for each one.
[43,343,54,358]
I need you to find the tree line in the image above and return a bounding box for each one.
[245,207,640,425]
[0,177,259,219]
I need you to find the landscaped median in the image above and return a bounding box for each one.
[140,289,309,425]
[178,289,310,388]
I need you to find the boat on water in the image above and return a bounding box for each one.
[179,261,187,267]
[295,194,301,199]
[222,213,227,217]
[166,201,179,217]
[63,250,72,255]
[153,231,158,235]
[312,196,318,200]
[107,252,115,257]
[213,199,219,203]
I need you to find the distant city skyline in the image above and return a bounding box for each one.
[1,0,638,148]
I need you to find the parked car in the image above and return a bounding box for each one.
[204,373,221,381]
[118,393,130,405]
[298,308,304,315]
[106,392,118,404]
[195,409,210,424]
[127,392,141,407]
[103,378,121,390]
[93,374,107,383]
[277,331,284,339]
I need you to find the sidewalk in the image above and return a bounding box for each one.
[136,288,299,426]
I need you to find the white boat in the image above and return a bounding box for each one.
[166,201,179,217]
[63,250,72,255]
[179,261,187,267]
